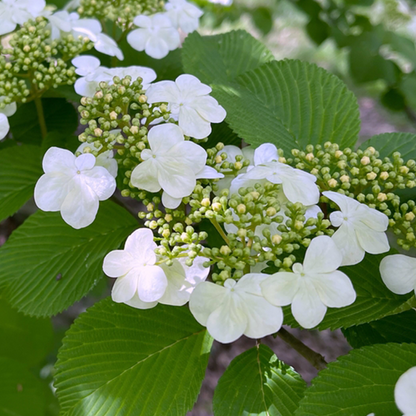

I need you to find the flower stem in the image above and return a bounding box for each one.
[210,218,230,245]
[34,94,47,139]
[276,327,327,371]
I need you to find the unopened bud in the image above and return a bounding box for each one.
[201,198,210,207]
[335,150,343,158]
[405,212,415,221]
[94,128,103,137]
[272,234,282,245]
[305,153,314,162]
[366,172,377,180]
[380,172,389,180]
[377,193,387,202]
[340,175,350,183]
[328,178,337,188]
[109,111,117,120]
[220,245,231,256]
[361,156,371,165]
[236,204,246,214]
[212,202,222,212]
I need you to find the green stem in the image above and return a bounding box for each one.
[276,327,327,371]
[210,218,230,245]
[34,94,47,139]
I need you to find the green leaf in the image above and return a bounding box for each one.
[213,344,306,416]
[359,132,416,160]
[252,7,274,36]
[213,59,360,154]
[0,357,47,416]
[41,131,80,154]
[0,144,42,222]
[0,299,53,366]
[0,201,138,317]
[343,309,416,348]
[182,30,275,84]
[9,98,78,145]
[55,298,213,416]
[284,252,415,330]
[295,343,416,416]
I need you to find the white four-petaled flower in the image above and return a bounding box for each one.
[34,147,116,229]
[395,366,416,416]
[261,235,356,329]
[380,254,416,297]
[165,0,203,33]
[130,123,223,209]
[323,191,390,266]
[0,98,17,140]
[103,228,209,309]
[146,74,227,139]
[127,14,181,59]
[189,274,283,343]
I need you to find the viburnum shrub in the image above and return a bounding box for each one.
[2,1,416,415]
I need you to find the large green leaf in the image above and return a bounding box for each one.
[213,344,306,416]
[343,309,416,348]
[55,298,212,416]
[212,60,361,154]
[0,299,53,366]
[182,30,274,84]
[0,357,47,416]
[284,253,415,330]
[9,98,78,145]
[0,201,138,317]
[295,343,416,416]
[359,132,416,160]
[0,144,42,222]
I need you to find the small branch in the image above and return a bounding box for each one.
[210,218,230,245]
[276,327,327,371]
[34,94,47,139]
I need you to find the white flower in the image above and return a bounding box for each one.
[130,123,222,209]
[72,55,101,77]
[380,254,416,296]
[43,10,72,40]
[323,191,390,266]
[165,0,203,33]
[232,143,319,206]
[103,228,209,309]
[0,98,17,140]
[94,33,124,60]
[261,235,356,329]
[189,274,283,343]
[0,0,46,35]
[70,14,101,39]
[76,141,118,178]
[108,66,157,89]
[146,74,226,139]
[34,147,116,229]
[127,13,181,59]
[395,366,416,416]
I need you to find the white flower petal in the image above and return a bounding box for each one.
[125,293,158,309]
[380,254,416,295]
[312,271,356,308]
[291,281,327,329]
[130,160,162,193]
[195,165,224,179]
[395,367,416,414]
[146,80,179,104]
[355,226,390,254]
[111,269,138,303]
[137,265,168,302]
[147,123,184,154]
[166,140,207,173]
[75,153,95,171]
[34,173,74,212]
[191,95,226,123]
[0,113,10,140]
[158,162,196,198]
[158,260,192,306]
[145,36,170,59]
[94,33,124,60]
[303,235,343,274]
[254,143,279,165]
[42,147,76,174]
[323,191,359,216]
[0,98,17,117]
[81,166,116,200]
[0,19,16,36]
[133,15,152,27]
[124,228,157,264]
[74,77,99,97]
[178,105,212,139]
[332,223,365,266]
[280,167,319,206]
[356,204,389,231]
[176,74,211,97]
[261,272,300,306]
[72,55,101,76]
[103,250,135,278]
[161,191,182,209]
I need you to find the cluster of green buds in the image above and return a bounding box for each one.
[0,17,92,107]
[286,142,416,250]
[77,0,165,30]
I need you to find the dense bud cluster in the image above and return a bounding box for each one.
[0,17,92,106]
[77,0,165,29]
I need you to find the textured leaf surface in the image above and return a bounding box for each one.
[284,253,415,330]
[0,299,53,366]
[213,345,306,416]
[359,132,416,160]
[0,201,137,317]
[295,343,416,416]
[343,309,416,348]
[182,30,274,84]
[0,144,42,221]
[212,60,361,154]
[0,357,47,416]
[55,299,212,416]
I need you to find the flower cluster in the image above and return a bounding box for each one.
[34,64,416,345]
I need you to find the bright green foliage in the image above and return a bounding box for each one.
[0,299,53,366]
[9,98,78,145]
[295,343,416,416]
[0,201,137,317]
[55,298,213,416]
[284,253,415,330]
[182,30,275,84]
[0,145,42,222]
[343,310,416,348]
[360,132,416,160]
[0,357,48,416]
[213,345,306,416]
